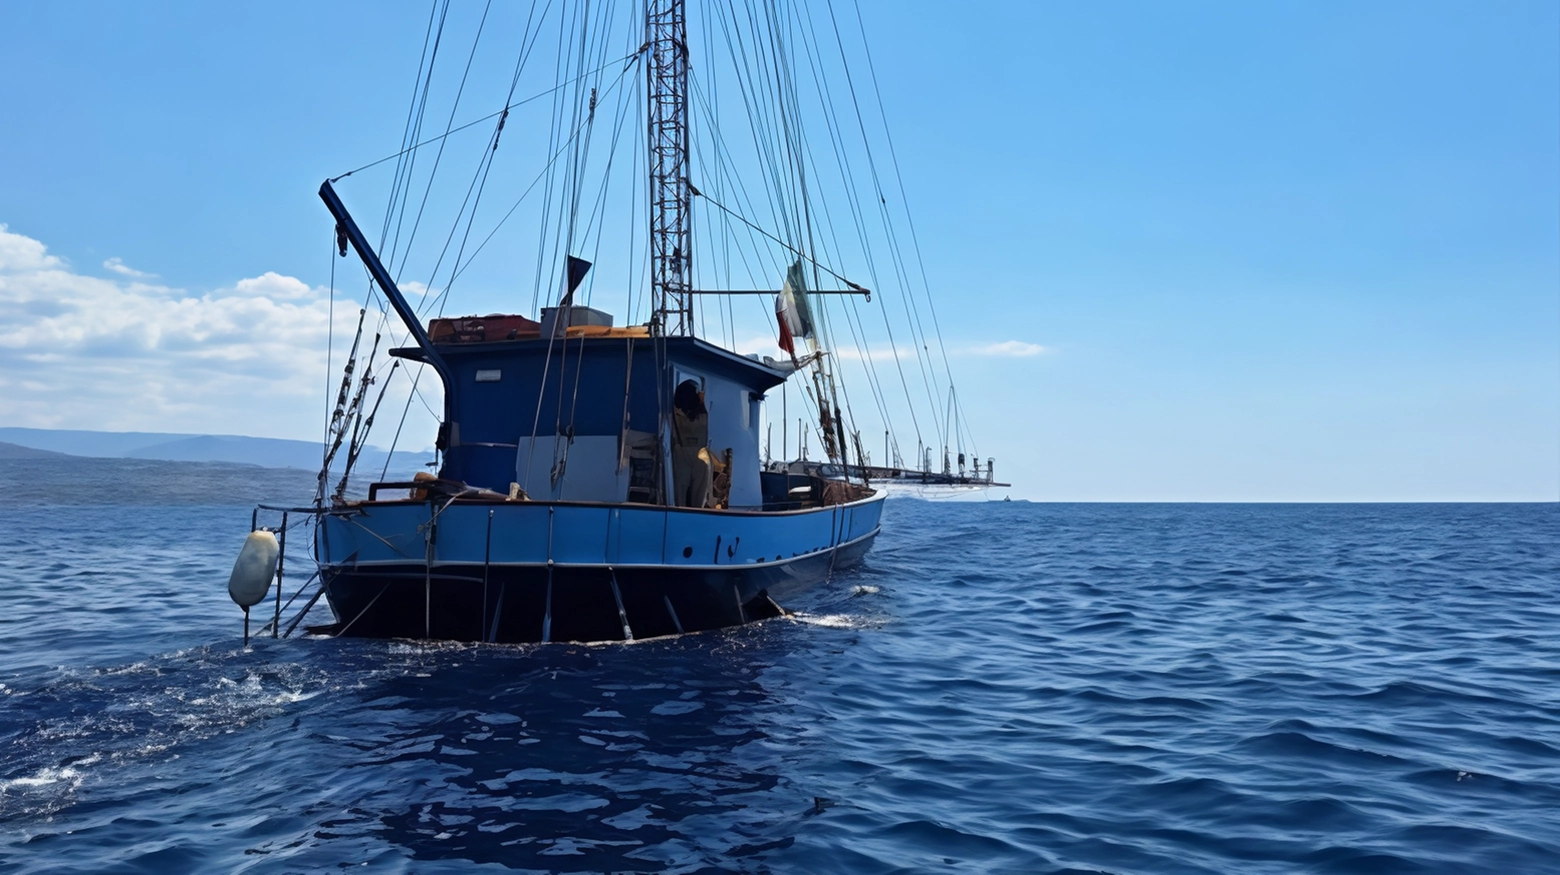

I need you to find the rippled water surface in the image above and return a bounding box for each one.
[1,458,1557,873]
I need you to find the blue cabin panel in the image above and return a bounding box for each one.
[392,335,789,500]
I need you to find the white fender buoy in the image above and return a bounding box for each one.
[229,531,280,609]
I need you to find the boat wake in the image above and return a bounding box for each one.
[786,611,880,630]
[0,647,338,821]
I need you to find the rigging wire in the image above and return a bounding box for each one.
[378,0,557,479]
[808,0,946,452]
[393,0,495,283]
[379,0,448,255]
[790,0,908,453]
[699,1,848,464]
[327,49,641,186]
[322,235,336,462]
[853,0,983,460]
[834,0,968,453]
[515,0,639,494]
[694,191,864,291]
[549,0,621,490]
[319,0,989,489]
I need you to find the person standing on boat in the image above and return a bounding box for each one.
[672,379,712,507]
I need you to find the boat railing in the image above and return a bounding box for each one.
[243,504,330,641]
[340,476,876,512]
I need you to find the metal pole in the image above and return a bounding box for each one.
[488,582,506,644]
[647,0,692,334]
[273,514,287,638]
[283,584,328,638]
[608,568,633,641]
[318,181,452,390]
[424,503,436,639]
[663,595,684,634]
[482,508,493,641]
[828,505,843,580]
[542,507,554,642]
[542,572,553,643]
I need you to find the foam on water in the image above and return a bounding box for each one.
[0,459,1557,873]
[0,764,87,793]
[787,612,874,629]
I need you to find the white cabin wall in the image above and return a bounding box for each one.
[515,436,629,502]
[685,370,762,507]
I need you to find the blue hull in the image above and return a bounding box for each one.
[315,491,885,643]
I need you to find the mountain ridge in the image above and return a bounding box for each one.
[0,441,75,460]
[0,427,432,472]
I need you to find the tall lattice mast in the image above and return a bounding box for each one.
[647,0,692,335]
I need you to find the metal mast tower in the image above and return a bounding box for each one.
[646,0,692,335]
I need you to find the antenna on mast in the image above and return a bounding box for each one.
[647,0,692,336]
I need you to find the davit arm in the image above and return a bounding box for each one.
[318,179,458,437]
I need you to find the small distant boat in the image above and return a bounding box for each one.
[236,0,1005,644]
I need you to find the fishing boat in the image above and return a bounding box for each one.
[231,0,1005,644]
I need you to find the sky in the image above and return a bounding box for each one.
[0,0,1555,501]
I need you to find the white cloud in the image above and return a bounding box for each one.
[232,271,313,301]
[963,340,1048,357]
[0,224,438,441]
[731,329,1048,364]
[103,256,156,279]
[0,224,62,272]
[731,332,785,358]
[729,332,920,365]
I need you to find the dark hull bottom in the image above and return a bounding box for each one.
[319,535,875,643]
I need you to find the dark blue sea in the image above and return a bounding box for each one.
[1,457,1556,874]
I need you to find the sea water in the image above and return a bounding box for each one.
[0,458,1556,874]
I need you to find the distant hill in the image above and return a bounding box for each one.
[124,435,328,469]
[0,428,188,458]
[0,440,75,460]
[0,427,432,473]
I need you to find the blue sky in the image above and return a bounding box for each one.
[0,1,1555,500]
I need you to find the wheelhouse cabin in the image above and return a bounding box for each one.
[393,307,799,510]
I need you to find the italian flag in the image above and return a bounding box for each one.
[773,258,813,355]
